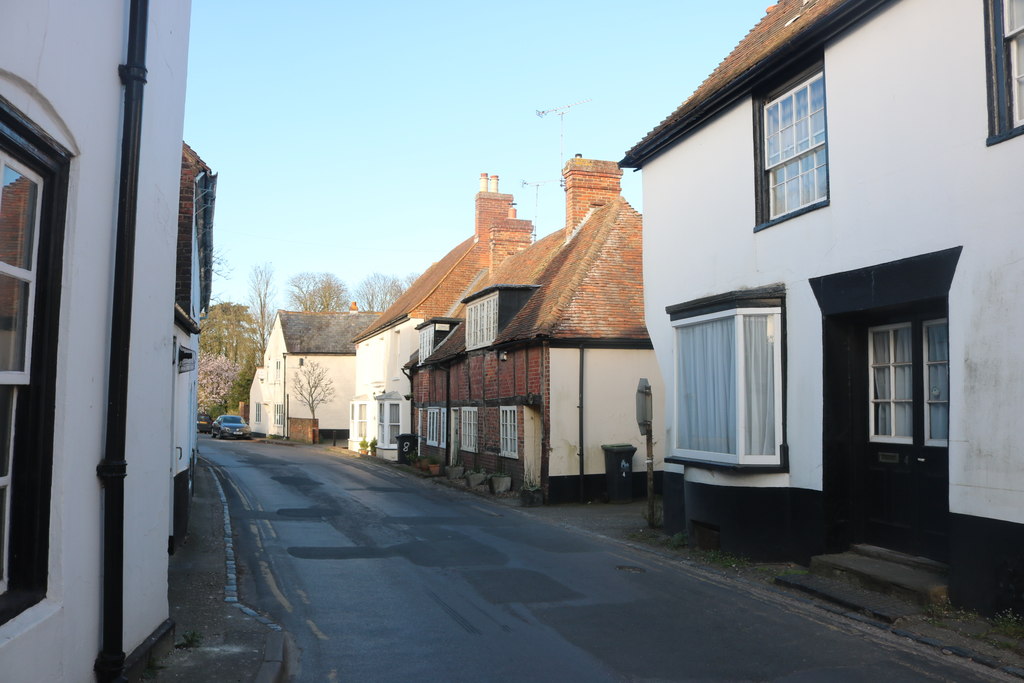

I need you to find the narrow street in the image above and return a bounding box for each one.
[201,437,1007,682]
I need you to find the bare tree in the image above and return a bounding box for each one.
[287,272,349,312]
[354,271,418,312]
[290,360,336,421]
[248,262,276,361]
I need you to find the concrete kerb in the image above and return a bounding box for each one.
[204,458,291,682]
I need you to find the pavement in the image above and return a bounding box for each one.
[153,441,1024,682]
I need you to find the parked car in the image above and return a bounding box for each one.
[211,414,252,440]
[197,412,213,433]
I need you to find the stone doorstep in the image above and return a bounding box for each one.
[809,550,949,606]
[775,573,921,623]
[850,544,949,575]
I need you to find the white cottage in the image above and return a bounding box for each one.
[0,1,192,680]
[623,0,1024,615]
[250,309,379,440]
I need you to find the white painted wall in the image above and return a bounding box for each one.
[548,348,666,478]
[285,354,357,430]
[350,319,418,451]
[0,1,191,679]
[640,0,1024,521]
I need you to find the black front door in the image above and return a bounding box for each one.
[859,314,949,561]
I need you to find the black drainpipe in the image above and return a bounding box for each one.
[578,345,585,503]
[95,1,148,681]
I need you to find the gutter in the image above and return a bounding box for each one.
[95,1,149,681]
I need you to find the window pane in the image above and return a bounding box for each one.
[767,134,780,167]
[894,365,912,400]
[795,119,809,153]
[780,96,793,128]
[743,316,775,456]
[815,166,828,200]
[772,182,785,215]
[1,166,38,271]
[795,87,808,120]
[928,364,949,402]
[927,323,948,362]
[929,404,949,441]
[1009,0,1024,32]
[800,171,813,205]
[786,177,799,211]
[676,318,736,454]
[781,125,794,158]
[894,403,912,437]
[0,274,29,372]
[894,327,912,362]
[0,387,11,477]
[766,103,779,135]
[811,111,825,145]
[875,403,891,436]
[873,367,890,399]
[872,331,890,364]
[810,76,825,111]
[389,403,400,422]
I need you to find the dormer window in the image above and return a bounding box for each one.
[466,294,498,350]
[463,285,538,352]
[416,319,456,364]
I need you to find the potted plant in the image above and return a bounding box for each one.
[489,466,512,494]
[446,462,464,480]
[464,468,487,488]
[406,452,420,468]
[358,439,369,455]
[520,478,543,507]
[369,438,377,457]
[427,457,441,476]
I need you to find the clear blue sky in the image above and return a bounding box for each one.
[183,1,770,307]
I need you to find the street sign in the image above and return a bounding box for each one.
[636,377,652,436]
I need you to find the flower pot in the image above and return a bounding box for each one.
[520,488,543,507]
[446,465,464,480]
[489,474,511,494]
[465,472,486,488]
[428,463,440,476]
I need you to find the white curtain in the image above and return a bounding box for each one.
[677,318,735,454]
[744,316,775,456]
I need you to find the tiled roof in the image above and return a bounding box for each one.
[426,196,647,362]
[623,0,885,166]
[353,236,486,342]
[279,311,380,354]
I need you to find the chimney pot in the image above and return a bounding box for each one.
[488,175,499,193]
[479,173,489,193]
[349,301,358,313]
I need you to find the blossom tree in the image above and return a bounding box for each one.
[198,353,240,413]
[291,360,336,421]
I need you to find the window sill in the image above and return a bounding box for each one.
[986,124,1024,146]
[754,199,829,233]
[665,454,788,473]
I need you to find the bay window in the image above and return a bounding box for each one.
[671,307,783,466]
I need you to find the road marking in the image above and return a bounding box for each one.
[260,518,278,539]
[248,523,264,551]
[296,588,311,605]
[306,619,329,641]
[469,505,501,517]
[259,560,294,613]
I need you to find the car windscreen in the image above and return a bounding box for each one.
[221,416,243,424]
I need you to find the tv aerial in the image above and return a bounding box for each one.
[536,98,591,176]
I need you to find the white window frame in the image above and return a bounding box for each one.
[254,402,263,424]
[1006,0,1024,126]
[439,408,447,448]
[868,323,914,445]
[923,319,949,447]
[274,360,281,382]
[378,401,401,448]
[764,72,827,219]
[466,294,498,350]
[0,155,43,593]
[671,307,783,466]
[274,403,284,427]
[461,407,478,452]
[426,408,440,446]
[500,406,518,459]
[419,326,434,365]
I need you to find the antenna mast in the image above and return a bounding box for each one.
[521,178,559,237]
[536,98,591,176]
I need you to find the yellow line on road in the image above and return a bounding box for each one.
[306,619,329,641]
[259,560,293,613]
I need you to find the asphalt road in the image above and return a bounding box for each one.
[202,437,1010,682]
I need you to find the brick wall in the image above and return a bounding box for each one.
[288,417,318,444]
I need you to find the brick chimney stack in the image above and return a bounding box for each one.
[474,172,533,271]
[563,155,622,232]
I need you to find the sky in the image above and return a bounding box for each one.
[183,1,771,307]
